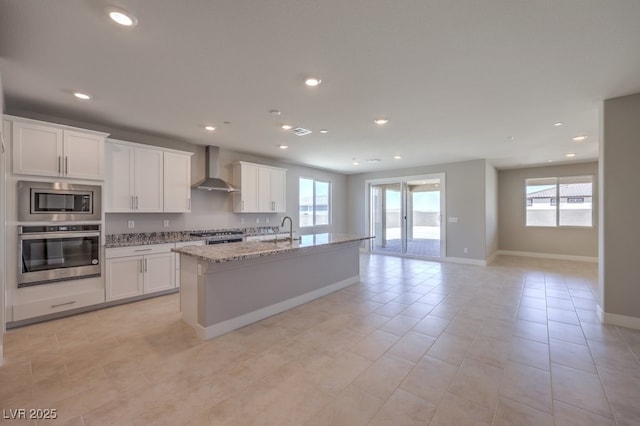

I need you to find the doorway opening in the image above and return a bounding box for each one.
[368,174,445,259]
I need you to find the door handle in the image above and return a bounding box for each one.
[139,259,143,273]
[58,156,62,174]
[144,258,148,272]
[65,156,68,175]
[135,196,139,210]
[272,201,275,211]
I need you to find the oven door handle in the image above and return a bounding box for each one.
[18,232,101,240]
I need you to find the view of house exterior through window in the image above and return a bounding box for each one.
[299,178,330,227]
[525,176,593,227]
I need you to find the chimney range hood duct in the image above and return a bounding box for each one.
[193,146,238,192]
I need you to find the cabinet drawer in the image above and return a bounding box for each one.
[13,289,105,321]
[106,243,175,259]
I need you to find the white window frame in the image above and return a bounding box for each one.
[525,175,594,228]
[299,177,331,228]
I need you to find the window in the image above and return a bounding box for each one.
[525,176,593,227]
[299,178,331,227]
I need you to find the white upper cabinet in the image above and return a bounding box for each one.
[163,151,192,212]
[269,167,286,212]
[233,161,286,213]
[11,118,107,180]
[233,161,259,212]
[134,147,164,213]
[105,138,192,213]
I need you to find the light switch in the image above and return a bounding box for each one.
[448,217,459,223]
[127,220,135,228]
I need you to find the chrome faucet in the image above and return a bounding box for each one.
[281,216,293,242]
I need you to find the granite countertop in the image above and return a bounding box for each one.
[172,233,372,263]
[105,226,282,248]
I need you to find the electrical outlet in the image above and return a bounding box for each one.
[127,220,135,229]
[256,218,260,224]
[265,217,270,224]
[463,247,468,254]
[240,218,245,225]
[163,219,170,227]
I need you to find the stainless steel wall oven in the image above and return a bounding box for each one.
[18,180,102,222]
[18,224,101,287]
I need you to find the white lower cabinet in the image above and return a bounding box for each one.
[105,243,176,302]
[12,276,105,322]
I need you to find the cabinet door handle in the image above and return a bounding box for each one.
[65,156,68,175]
[135,196,139,210]
[272,201,275,211]
[51,301,76,308]
[144,258,148,272]
[131,195,134,210]
[58,156,62,174]
[134,248,153,252]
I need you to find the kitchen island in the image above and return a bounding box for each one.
[173,233,370,340]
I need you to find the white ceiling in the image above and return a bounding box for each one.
[1,1,640,174]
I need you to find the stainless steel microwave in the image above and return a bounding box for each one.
[18,181,102,222]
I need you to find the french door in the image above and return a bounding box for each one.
[369,173,445,258]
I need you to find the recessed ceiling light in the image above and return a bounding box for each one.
[572,135,587,141]
[279,145,288,150]
[319,129,328,134]
[374,118,389,125]
[506,136,515,141]
[106,7,138,27]
[204,125,215,131]
[554,122,564,127]
[565,153,576,157]
[352,161,360,165]
[367,159,381,163]
[73,92,91,100]
[304,76,322,87]
[393,155,402,160]
[548,160,553,163]
[281,124,293,130]
[269,109,281,116]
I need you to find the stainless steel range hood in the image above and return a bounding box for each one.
[193,146,238,192]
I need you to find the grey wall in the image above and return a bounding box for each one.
[498,162,598,257]
[485,163,498,259]
[601,93,640,319]
[347,159,490,261]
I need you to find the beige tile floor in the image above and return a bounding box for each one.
[1,254,640,425]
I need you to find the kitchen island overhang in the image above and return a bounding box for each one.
[173,234,371,340]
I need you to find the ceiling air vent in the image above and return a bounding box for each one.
[292,127,312,136]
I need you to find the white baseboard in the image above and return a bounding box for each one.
[485,251,498,265]
[497,250,598,263]
[197,275,360,340]
[600,309,640,331]
[443,256,488,266]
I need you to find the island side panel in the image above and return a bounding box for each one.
[179,255,197,327]
[200,242,360,333]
